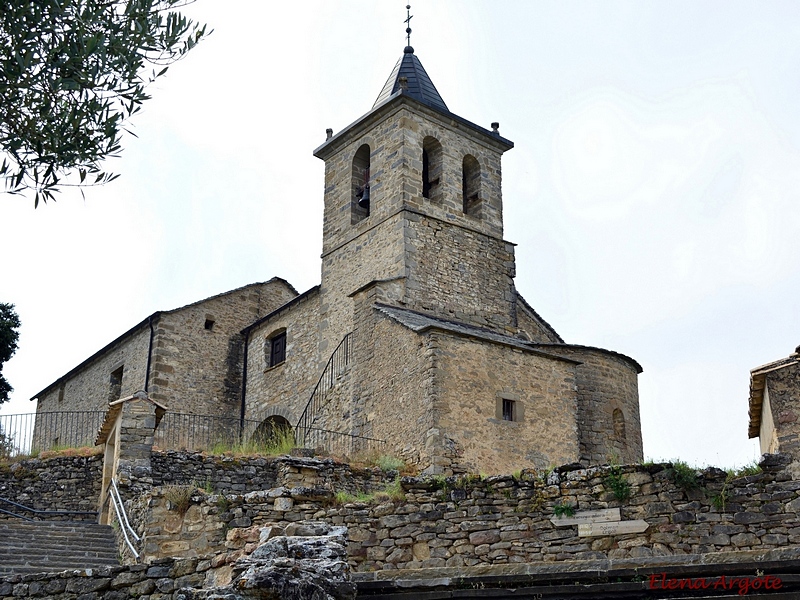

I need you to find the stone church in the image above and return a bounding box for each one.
[33,45,643,475]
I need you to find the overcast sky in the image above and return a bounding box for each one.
[2,1,799,469]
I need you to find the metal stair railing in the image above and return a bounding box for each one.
[295,333,353,446]
[107,479,140,560]
[0,496,97,521]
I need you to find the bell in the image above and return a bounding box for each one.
[358,184,371,209]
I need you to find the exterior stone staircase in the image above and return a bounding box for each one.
[0,521,119,575]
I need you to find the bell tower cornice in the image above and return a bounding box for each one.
[314,93,513,161]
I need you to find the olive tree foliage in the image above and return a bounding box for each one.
[0,0,208,206]
[0,303,21,404]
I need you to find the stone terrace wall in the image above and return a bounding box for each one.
[147,452,393,495]
[150,452,279,492]
[0,558,214,599]
[137,455,800,572]
[131,458,395,563]
[0,454,102,519]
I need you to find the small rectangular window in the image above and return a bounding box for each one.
[269,332,287,367]
[204,319,215,331]
[502,398,515,422]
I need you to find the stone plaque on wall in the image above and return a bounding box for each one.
[577,520,649,537]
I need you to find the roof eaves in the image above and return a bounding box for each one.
[31,312,161,401]
[314,92,513,160]
[748,354,800,438]
[241,285,321,335]
[163,278,297,316]
[373,303,580,365]
[515,292,564,344]
[529,343,644,374]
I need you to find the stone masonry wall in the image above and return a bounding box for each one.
[404,213,517,333]
[319,213,406,360]
[435,334,579,474]
[515,295,562,344]
[244,289,321,429]
[36,326,151,415]
[765,362,800,460]
[0,558,215,599]
[133,455,800,573]
[0,454,102,519]
[150,452,280,492]
[536,345,643,465]
[131,456,395,563]
[149,280,297,419]
[352,298,433,468]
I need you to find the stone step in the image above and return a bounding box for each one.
[0,520,120,575]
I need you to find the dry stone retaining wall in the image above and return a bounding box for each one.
[0,558,213,599]
[133,455,800,572]
[0,454,102,520]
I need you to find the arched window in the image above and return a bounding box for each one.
[422,136,442,201]
[462,154,481,217]
[352,144,371,223]
[613,408,626,442]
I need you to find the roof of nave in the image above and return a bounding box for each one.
[373,303,580,364]
[31,278,297,400]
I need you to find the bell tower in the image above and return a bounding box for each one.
[313,44,516,354]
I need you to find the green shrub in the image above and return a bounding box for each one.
[553,502,575,517]
[376,455,404,472]
[604,466,631,502]
[668,460,700,491]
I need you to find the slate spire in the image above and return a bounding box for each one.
[372,46,449,113]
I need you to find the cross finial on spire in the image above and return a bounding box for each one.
[405,4,413,47]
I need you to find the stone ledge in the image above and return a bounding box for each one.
[353,546,800,584]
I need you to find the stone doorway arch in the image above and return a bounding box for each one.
[252,415,294,448]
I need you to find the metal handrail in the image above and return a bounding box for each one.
[295,333,353,443]
[107,480,140,559]
[0,507,33,521]
[110,480,140,542]
[0,496,97,520]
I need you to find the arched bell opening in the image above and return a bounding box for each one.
[352,144,371,223]
[462,154,482,217]
[251,415,294,449]
[422,136,443,202]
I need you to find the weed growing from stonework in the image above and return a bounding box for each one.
[553,502,575,518]
[206,427,297,457]
[376,455,405,472]
[667,460,700,492]
[164,484,195,515]
[216,495,231,513]
[334,490,374,505]
[730,461,762,479]
[603,465,632,502]
[711,489,728,511]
